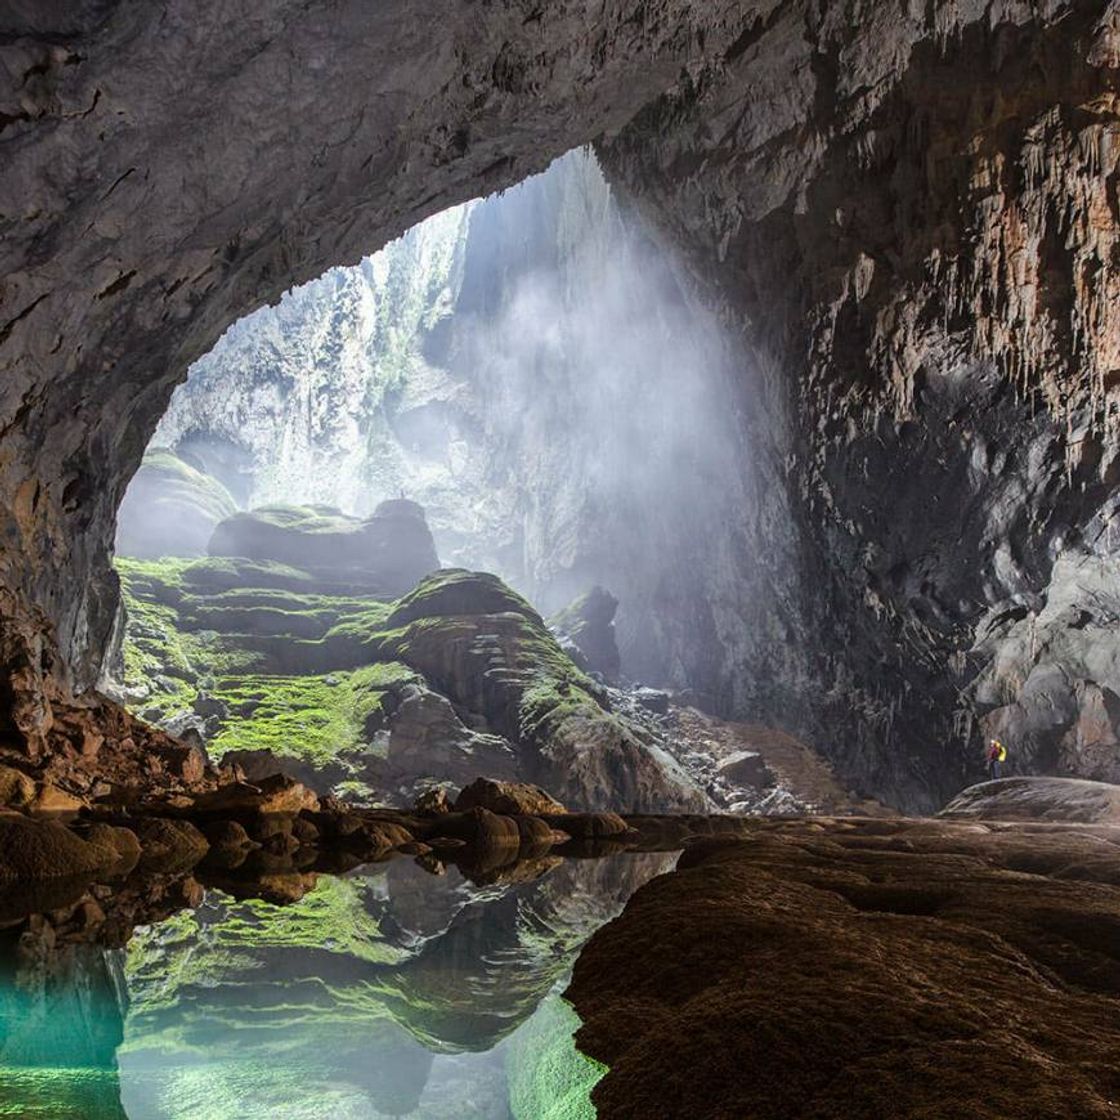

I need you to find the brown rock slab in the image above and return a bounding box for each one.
[188,774,319,817]
[567,816,1120,1119]
[940,776,1120,823]
[454,777,567,816]
[0,764,35,809]
[135,817,210,871]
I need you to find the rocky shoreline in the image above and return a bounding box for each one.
[567,794,1120,1119]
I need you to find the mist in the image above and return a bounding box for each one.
[119,148,755,692]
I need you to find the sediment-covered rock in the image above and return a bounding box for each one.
[568,816,1120,1119]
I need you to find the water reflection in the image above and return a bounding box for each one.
[0,851,674,1118]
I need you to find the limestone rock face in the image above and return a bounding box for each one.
[375,570,707,812]
[598,2,1120,808]
[208,501,439,595]
[550,587,622,684]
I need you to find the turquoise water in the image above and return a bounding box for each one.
[0,852,671,1119]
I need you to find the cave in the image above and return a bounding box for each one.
[3,3,1120,1118]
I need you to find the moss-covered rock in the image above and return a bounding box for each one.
[549,586,621,684]
[208,499,439,595]
[374,571,705,812]
[115,448,238,558]
[112,554,701,811]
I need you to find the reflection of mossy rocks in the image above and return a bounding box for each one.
[115,448,237,558]
[550,586,622,684]
[507,995,603,1120]
[0,816,122,880]
[208,500,439,595]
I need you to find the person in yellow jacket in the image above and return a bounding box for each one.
[985,738,1007,780]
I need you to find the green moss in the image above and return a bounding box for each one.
[507,995,604,1120]
[180,557,317,594]
[323,602,394,642]
[208,662,415,768]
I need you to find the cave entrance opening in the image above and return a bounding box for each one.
[107,146,751,807]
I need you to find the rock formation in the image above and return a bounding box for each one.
[2,4,1119,809]
[568,815,1120,1118]
[109,546,705,811]
[940,774,1120,822]
[207,499,440,595]
[550,587,622,684]
[114,448,237,559]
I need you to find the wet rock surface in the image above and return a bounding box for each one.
[567,814,1120,1119]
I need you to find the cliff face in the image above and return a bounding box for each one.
[2,1,1119,809]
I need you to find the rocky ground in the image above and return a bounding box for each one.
[567,780,1120,1119]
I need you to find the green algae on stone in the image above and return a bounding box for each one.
[507,994,604,1120]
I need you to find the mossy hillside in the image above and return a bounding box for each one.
[115,557,406,770]
[208,662,417,769]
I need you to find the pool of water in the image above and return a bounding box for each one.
[0,850,674,1119]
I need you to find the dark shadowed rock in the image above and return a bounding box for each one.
[568,816,1120,1119]
[413,787,452,815]
[134,818,210,871]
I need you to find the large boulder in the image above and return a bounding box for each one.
[208,500,439,595]
[939,776,1120,823]
[454,777,566,817]
[550,587,622,684]
[115,448,238,558]
[386,683,518,787]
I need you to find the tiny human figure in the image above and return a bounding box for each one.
[986,738,1007,780]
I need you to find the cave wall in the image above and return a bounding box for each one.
[600,0,1120,806]
[3,0,1119,809]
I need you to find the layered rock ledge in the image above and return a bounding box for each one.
[567,813,1120,1119]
